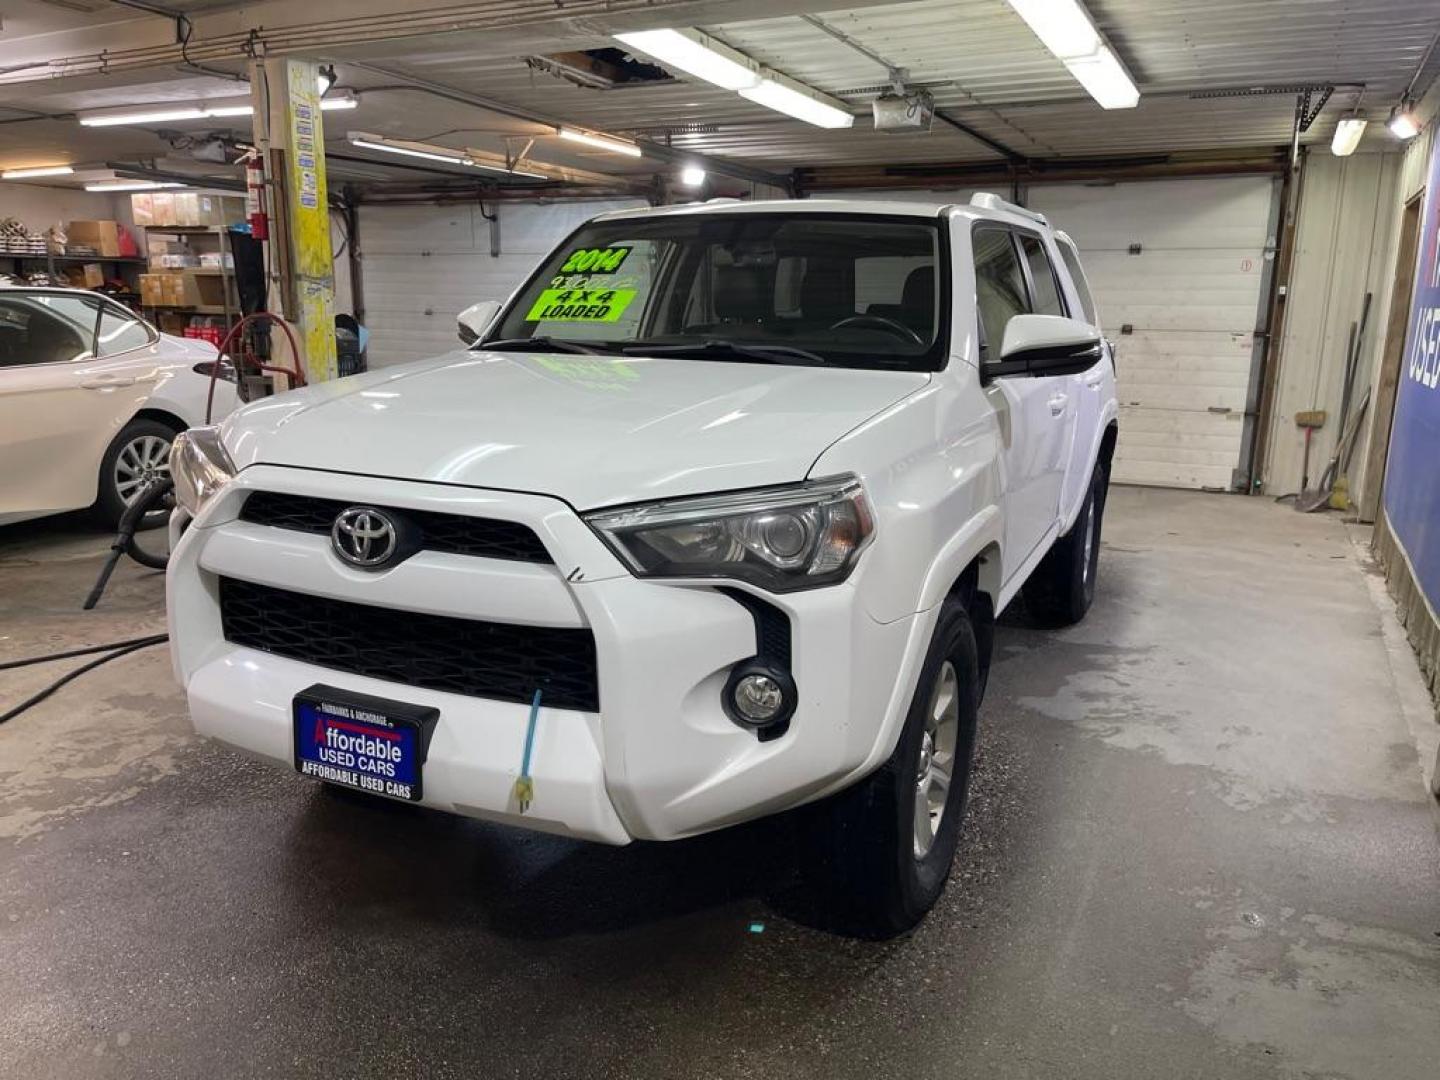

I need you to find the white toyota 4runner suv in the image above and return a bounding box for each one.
[168,195,1118,937]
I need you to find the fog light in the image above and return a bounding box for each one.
[722,661,796,733]
[734,674,783,723]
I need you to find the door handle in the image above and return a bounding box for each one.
[80,375,136,389]
[1048,392,1068,416]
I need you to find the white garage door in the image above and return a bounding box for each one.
[359,198,646,368]
[836,177,1276,489]
[1029,177,1276,490]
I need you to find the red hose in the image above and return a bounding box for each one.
[205,312,308,424]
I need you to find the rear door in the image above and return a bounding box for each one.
[1054,234,1109,516]
[972,226,1070,583]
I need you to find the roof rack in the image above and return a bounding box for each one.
[969,192,1048,227]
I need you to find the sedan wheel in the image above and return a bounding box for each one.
[114,433,172,506]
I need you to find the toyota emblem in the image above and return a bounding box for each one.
[331,506,399,568]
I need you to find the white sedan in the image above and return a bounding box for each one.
[0,285,239,527]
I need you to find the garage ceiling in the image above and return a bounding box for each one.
[0,0,1437,189]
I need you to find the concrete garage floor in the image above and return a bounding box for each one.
[2,487,1438,1080]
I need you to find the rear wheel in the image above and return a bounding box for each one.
[1025,461,1107,626]
[803,597,980,938]
[94,419,176,529]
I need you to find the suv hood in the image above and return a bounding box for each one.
[222,350,929,509]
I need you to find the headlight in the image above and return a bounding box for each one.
[585,476,874,592]
[170,425,236,517]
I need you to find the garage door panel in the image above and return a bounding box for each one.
[1033,177,1274,250]
[1114,406,1246,488]
[359,206,485,254]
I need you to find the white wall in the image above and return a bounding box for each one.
[1265,152,1403,498]
[0,181,129,234]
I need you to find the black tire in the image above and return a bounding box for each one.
[802,596,981,938]
[94,419,176,529]
[1024,461,1108,626]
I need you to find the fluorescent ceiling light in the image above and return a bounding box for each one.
[1062,46,1139,109]
[80,107,207,127]
[740,74,854,129]
[1388,102,1420,140]
[85,180,185,192]
[349,132,549,178]
[203,104,255,118]
[320,93,358,112]
[614,28,759,91]
[557,127,643,157]
[1005,0,1139,109]
[1331,117,1367,156]
[680,166,706,186]
[2,165,75,179]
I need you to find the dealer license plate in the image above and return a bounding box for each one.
[293,685,438,803]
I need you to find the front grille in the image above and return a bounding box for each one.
[219,577,598,711]
[239,490,553,564]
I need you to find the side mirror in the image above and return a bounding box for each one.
[457,300,502,346]
[987,314,1102,378]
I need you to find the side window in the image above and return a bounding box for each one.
[972,228,1029,356]
[1019,234,1066,317]
[0,294,98,368]
[96,305,153,357]
[1057,239,1099,326]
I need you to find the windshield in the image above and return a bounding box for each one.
[486,213,949,371]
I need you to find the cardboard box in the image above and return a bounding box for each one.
[66,220,121,258]
[174,193,201,227]
[131,193,154,227]
[149,193,176,227]
[139,273,165,306]
[157,312,190,335]
[80,263,104,288]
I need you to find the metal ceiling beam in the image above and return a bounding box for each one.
[344,62,794,192]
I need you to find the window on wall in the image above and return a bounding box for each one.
[1018,233,1066,318]
[972,228,1029,356]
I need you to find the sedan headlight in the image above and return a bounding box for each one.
[170,425,237,517]
[585,476,874,592]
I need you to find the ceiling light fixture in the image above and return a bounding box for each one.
[557,127,643,157]
[1331,116,1367,156]
[85,180,186,192]
[614,28,759,91]
[1005,0,1139,109]
[740,72,854,129]
[348,132,549,178]
[2,165,75,179]
[79,107,207,127]
[1388,100,1421,140]
[680,165,706,186]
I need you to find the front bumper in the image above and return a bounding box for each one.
[168,465,926,843]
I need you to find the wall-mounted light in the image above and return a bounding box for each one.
[2,165,75,179]
[1388,101,1420,140]
[679,166,707,187]
[1330,117,1367,156]
[318,64,337,97]
[1005,0,1139,109]
[557,127,643,157]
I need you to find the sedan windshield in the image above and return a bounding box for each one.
[486,213,948,371]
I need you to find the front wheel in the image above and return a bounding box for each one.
[94,419,176,529]
[802,597,980,938]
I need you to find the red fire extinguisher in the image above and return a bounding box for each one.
[245,152,268,241]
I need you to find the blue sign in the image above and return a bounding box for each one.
[295,697,421,801]
[1384,132,1440,607]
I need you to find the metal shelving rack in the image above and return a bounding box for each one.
[140,224,239,328]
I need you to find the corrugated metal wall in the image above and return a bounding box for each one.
[1264,153,1402,499]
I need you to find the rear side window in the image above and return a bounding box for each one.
[1019,234,1066,317]
[972,228,1029,356]
[96,305,153,356]
[1057,239,1098,325]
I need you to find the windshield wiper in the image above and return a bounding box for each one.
[483,336,606,355]
[622,339,826,367]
